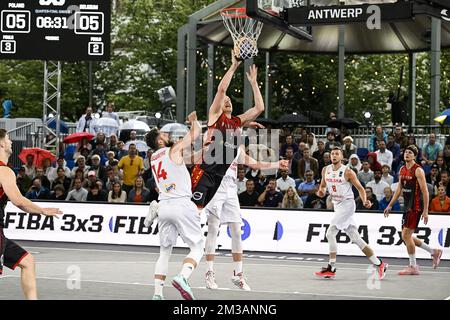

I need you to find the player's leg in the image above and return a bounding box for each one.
[314,225,338,279]
[345,225,388,280]
[229,222,250,290]
[399,227,420,275]
[153,244,172,300]
[412,236,442,269]
[204,213,220,289]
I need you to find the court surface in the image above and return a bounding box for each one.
[1,241,449,300]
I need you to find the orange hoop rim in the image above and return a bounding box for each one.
[221,7,249,19]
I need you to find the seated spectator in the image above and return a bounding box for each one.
[297,170,316,203]
[325,132,341,152]
[367,152,382,172]
[313,140,326,165]
[276,169,296,194]
[444,144,450,168]
[50,167,72,192]
[71,155,90,178]
[407,135,422,162]
[127,176,150,203]
[255,172,269,195]
[298,148,319,180]
[435,156,447,174]
[143,149,153,171]
[17,167,31,195]
[293,142,307,160]
[87,182,108,202]
[381,164,394,186]
[49,184,66,200]
[90,142,108,166]
[394,125,408,150]
[280,134,299,157]
[48,156,71,181]
[387,133,401,173]
[66,177,88,201]
[117,141,128,159]
[358,161,374,185]
[238,180,260,207]
[105,166,120,190]
[257,178,283,208]
[105,151,116,167]
[304,186,327,209]
[375,140,393,170]
[25,178,50,200]
[41,158,53,177]
[90,155,107,183]
[245,168,261,183]
[439,170,450,197]
[366,169,390,202]
[108,181,127,203]
[356,187,379,210]
[22,154,36,179]
[421,133,444,167]
[108,133,120,157]
[284,147,299,179]
[70,168,88,190]
[236,168,248,195]
[430,185,450,213]
[306,132,318,154]
[86,170,99,187]
[390,181,404,210]
[369,125,387,152]
[281,186,303,209]
[34,167,51,190]
[348,154,362,172]
[342,136,357,163]
[318,152,331,177]
[91,132,106,150]
[379,187,400,211]
[426,163,440,191]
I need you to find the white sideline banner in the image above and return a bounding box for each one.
[3,201,450,260]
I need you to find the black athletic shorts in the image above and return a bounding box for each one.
[0,227,28,275]
[191,168,221,208]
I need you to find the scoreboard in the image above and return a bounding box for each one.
[0,0,110,61]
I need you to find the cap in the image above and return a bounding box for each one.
[431,163,439,170]
[88,170,96,177]
[343,136,353,143]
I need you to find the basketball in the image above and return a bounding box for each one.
[234,36,258,60]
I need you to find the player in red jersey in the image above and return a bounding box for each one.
[384,145,443,275]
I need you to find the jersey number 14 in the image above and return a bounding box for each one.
[152,162,168,183]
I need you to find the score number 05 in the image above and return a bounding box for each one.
[1,10,31,33]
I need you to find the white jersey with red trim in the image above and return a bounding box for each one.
[223,147,241,182]
[150,147,192,201]
[325,164,354,204]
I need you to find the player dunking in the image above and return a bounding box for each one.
[384,145,442,275]
[314,147,388,280]
[190,51,264,289]
[0,129,62,299]
[146,112,204,300]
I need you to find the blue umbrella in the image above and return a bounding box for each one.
[46,118,69,134]
[434,109,450,125]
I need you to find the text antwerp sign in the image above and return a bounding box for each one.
[3,201,450,260]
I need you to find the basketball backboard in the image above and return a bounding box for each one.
[246,0,312,41]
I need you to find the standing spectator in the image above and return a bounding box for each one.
[284,146,299,179]
[102,102,120,126]
[49,184,66,201]
[379,187,400,211]
[143,149,153,171]
[108,181,127,203]
[375,140,393,169]
[280,135,299,157]
[306,132,318,154]
[387,133,401,173]
[394,125,408,150]
[439,170,450,197]
[381,164,394,186]
[87,183,108,202]
[342,136,357,163]
[50,167,72,192]
[324,132,341,152]
[313,141,326,166]
[238,180,260,207]
[257,178,283,208]
[357,161,374,186]
[25,178,50,200]
[236,168,248,195]
[276,169,296,194]
[76,106,95,133]
[22,154,36,179]
[66,177,88,201]
[429,185,450,212]
[34,167,51,190]
[421,133,444,167]
[297,147,319,181]
[71,156,90,178]
[281,186,303,209]
[48,156,71,182]
[127,176,150,203]
[356,187,379,210]
[255,172,269,195]
[366,169,390,202]
[117,141,128,159]
[118,143,144,194]
[17,167,32,195]
[296,170,316,203]
[369,125,387,152]
[348,154,362,172]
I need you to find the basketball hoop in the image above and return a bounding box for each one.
[221,7,263,60]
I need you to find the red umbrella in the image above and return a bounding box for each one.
[19,148,56,167]
[63,132,94,144]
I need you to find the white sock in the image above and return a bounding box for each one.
[180,262,195,279]
[329,258,336,267]
[233,261,243,274]
[154,279,164,296]
[207,260,214,272]
[369,255,381,266]
[419,242,434,254]
[409,254,417,267]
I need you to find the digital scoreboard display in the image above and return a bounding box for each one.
[0,0,110,61]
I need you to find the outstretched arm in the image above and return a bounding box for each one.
[239,145,287,171]
[171,112,201,165]
[238,65,264,124]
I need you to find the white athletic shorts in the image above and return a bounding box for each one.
[204,177,242,225]
[158,197,204,248]
[331,199,357,231]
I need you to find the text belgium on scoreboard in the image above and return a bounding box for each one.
[0,0,111,61]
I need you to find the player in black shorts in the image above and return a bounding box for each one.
[0,129,62,299]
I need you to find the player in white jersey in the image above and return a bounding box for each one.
[145,112,203,300]
[314,146,388,280]
[204,145,288,290]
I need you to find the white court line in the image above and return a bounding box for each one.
[445,295,450,300]
[30,261,450,274]
[0,274,424,300]
[22,246,450,270]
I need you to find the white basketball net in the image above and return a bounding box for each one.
[221,8,263,60]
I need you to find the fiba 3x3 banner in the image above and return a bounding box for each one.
[3,201,450,260]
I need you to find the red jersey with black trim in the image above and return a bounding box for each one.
[0,161,8,227]
[399,162,422,213]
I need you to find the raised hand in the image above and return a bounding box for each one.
[187,111,197,123]
[246,64,258,84]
